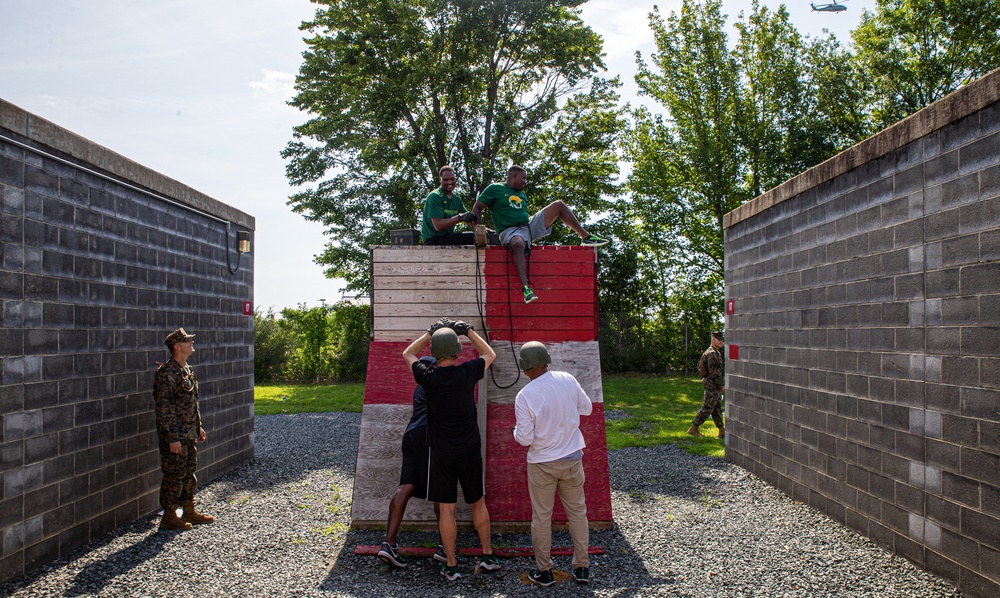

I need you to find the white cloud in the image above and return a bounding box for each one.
[249,69,296,101]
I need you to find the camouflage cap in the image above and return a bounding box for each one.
[164,328,195,347]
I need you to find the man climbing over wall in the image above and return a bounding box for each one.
[153,328,215,531]
[688,331,726,439]
[402,319,502,581]
[421,165,478,245]
[471,165,609,303]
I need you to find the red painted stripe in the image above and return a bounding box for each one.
[482,274,596,291]
[485,261,595,277]
[484,404,612,523]
[488,329,597,343]
[485,302,595,318]
[353,545,605,557]
[485,245,597,263]
[363,341,483,405]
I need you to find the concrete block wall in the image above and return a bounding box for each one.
[0,99,255,583]
[723,71,1000,597]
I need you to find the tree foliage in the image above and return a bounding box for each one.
[254,302,370,383]
[853,0,1000,129]
[623,0,866,333]
[283,0,621,291]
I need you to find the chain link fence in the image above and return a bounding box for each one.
[598,312,714,376]
[253,305,369,384]
[254,309,713,382]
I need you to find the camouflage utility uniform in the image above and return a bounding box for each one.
[693,346,725,429]
[154,358,202,510]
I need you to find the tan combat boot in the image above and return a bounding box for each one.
[180,501,215,525]
[686,425,701,437]
[160,508,193,531]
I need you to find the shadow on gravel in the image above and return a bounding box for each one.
[63,519,168,596]
[314,521,678,595]
[208,413,361,504]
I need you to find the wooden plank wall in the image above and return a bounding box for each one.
[351,245,612,529]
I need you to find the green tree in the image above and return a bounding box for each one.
[253,308,295,383]
[280,303,333,383]
[325,302,371,382]
[283,0,619,291]
[853,0,1000,129]
[630,0,743,284]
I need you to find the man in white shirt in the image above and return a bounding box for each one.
[512,342,593,586]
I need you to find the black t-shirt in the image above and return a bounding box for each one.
[412,358,486,450]
[404,385,428,434]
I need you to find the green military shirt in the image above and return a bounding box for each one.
[477,183,529,233]
[421,188,467,243]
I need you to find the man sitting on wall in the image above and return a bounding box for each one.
[471,165,609,304]
[421,165,478,246]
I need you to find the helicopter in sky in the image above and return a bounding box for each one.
[811,0,848,12]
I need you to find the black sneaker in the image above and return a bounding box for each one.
[475,553,502,573]
[440,563,462,581]
[528,569,555,586]
[377,542,407,568]
[433,544,469,564]
[573,566,590,583]
[581,234,609,247]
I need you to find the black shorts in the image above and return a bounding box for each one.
[399,426,429,500]
[426,446,484,504]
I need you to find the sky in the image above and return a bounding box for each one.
[0,0,868,312]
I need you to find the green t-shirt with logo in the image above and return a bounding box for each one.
[421,188,467,243]
[477,183,529,233]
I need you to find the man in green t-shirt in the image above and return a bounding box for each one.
[471,165,609,303]
[422,166,477,245]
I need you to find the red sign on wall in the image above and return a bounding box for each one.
[726,299,735,315]
[243,301,253,316]
[728,344,739,360]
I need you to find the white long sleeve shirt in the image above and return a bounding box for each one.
[512,370,593,464]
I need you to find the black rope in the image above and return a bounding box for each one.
[474,240,522,389]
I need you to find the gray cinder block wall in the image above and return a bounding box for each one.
[723,70,1000,597]
[0,99,255,583]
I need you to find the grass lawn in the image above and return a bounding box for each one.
[602,373,724,458]
[254,374,722,457]
[253,383,365,415]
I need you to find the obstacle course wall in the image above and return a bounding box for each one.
[351,245,611,529]
[723,70,1000,597]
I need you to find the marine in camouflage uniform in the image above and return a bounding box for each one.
[154,328,214,530]
[688,331,725,438]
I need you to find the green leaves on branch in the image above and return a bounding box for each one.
[283,0,620,291]
[853,0,1000,129]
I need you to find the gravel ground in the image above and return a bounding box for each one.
[1,413,961,597]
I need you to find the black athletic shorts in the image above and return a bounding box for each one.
[426,445,484,504]
[399,426,429,500]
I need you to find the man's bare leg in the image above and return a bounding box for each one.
[509,236,530,288]
[385,484,415,546]
[541,201,588,238]
[470,497,493,554]
[438,502,459,566]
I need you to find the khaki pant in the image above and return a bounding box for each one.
[526,459,589,571]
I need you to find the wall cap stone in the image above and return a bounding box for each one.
[0,97,254,230]
[724,66,1000,229]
